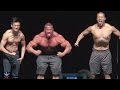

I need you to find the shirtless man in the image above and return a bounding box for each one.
[0,17,26,79]
[74,12,120,79]
[26,22,72,79]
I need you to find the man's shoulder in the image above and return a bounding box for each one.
[3,29,11,35]
[87,24,95,30]
[19,31,25,37]
[53,31,59,37]
[91,24,96,28]
[33,32,45,40]
[105,23,114,29]
[38,32,45,37]
[105,23,115,31]
[56,34,64,39]
[5,29,11,33]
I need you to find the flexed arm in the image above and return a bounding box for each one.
[112,26,120,39]
[74,26,92,47]
[56,35,72,58]
[17,34,26,63]
[26,35,42,56]
[0,31,16,55]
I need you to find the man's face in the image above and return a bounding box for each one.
[97,13,106,26]
[44,25,54,38]
[11,22,20,32]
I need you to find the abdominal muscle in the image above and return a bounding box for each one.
[5,44,18,53]
[93,39,110,50]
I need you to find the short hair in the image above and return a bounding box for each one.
[97,12,105,17]
[44,22,53,28]
[11,17,20,24]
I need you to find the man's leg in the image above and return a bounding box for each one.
[11,54,20,79]
[101,50,112,79]
[104,75,111,79]
[89,50,101,79]
[36,56,48,79]
[3,58,11,79]
[49,56,62,79]
[11,59,20,79]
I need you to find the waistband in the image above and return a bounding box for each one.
[92,48,110,52]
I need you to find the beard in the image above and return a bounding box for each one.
[46,33,52,38]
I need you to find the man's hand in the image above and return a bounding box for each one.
[17,57,23,63]
[74,42,79,47]
[57,52,65,58]
[34,50,42,56]
[10,52,16,56]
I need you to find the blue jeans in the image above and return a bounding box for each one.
[3,52,20,78]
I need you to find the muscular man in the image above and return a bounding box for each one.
[26,22,72,79]
[74,12,120,79]
[0,17,26,79]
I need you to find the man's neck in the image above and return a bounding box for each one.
[47,36,53,40]
[97,23,105,29]
[12,30,19,36]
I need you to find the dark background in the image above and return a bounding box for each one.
[0,11,119,79]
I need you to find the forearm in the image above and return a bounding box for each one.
[76,34,84,43]
[20,46,26,59]
[27,46,38,54]
[62,46,72,55]
[117,33,120,39]
[1,46,12,55]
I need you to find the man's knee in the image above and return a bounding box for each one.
[36,66,47,75]
[12,61,20,69]
[52,74,60,79]
[51,67,61,75]
[37,74,45,79]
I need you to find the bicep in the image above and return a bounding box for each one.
[1,33,8,46]
[33,35,41,44]
[27,35,41,47]
[82,26,91,35]
[27,37,38,48]
[61,40,71,48]
[28,40,38,47]
[21,35,26,46]
[112,26,120,36]
[1,40,7,47]
[58,35,71,48]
